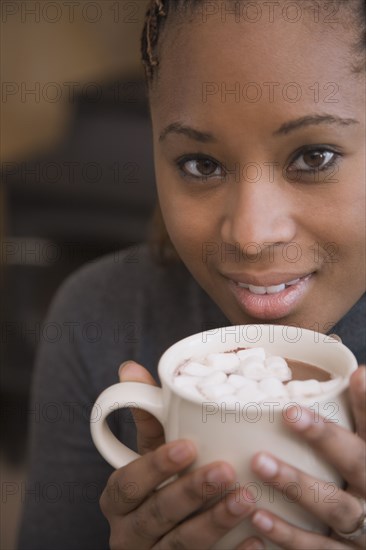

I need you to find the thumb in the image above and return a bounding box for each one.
[118,361,165,454]
[349,365,366,441]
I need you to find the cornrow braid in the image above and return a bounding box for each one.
[141,0,168,82]
[141,0,366,84]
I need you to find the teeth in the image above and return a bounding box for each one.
[267,283,285,294]
[286,278,300,286]
[241,283,286,295]
[248,285,266,294]
[237,277,303,294]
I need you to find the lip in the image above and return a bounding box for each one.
[227,273,314,320]
[224,271,314,287]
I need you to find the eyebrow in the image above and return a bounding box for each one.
[159,123,217,143]
[273,114,359,136]
[159,115,359,143]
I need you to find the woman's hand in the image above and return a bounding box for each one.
[99,361,255,550]
[239,365,366,550]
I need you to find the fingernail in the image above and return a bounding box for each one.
[254,453,278,478]
[118,361,134,378]
[168,441,194,464]
[206,464,235,484]
[285,406,312,430]
[252,511,274,532]
[226,493,253,516]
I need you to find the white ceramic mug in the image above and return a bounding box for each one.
[90,324,357,549]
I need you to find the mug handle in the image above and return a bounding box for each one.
[90,382,164,469]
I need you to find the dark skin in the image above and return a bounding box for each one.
[100,5,365,549]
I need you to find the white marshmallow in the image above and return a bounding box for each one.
[320,378,342,393]
[287,379,321,397]
[228,374,250,388]
[267,365,292,382]
[228,375,258,392]
[174,350,328,403]
[202,383,236,400]
[206,352,240,372]
[237,347,266,361]
[265,356,288,369]
[240,359,269,380]
[198,371,227,388]
[265,356,292,381]
[258,377,287,398]
[181,361,212,377]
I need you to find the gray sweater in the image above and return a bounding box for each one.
[17,244,365,550]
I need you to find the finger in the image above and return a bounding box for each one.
[118,361,165,453]
[283,405,365,493]
[100,438,196,516]
[252,451,365,537]
[111,461,247,549]
[350,366,366,441]
[250,509,351,550]
[236,537,265,550]
[154,485,256,550]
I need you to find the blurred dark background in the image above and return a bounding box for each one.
[2,78,156,462]
[1,2,155,546]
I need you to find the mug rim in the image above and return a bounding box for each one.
[157,324,358,407]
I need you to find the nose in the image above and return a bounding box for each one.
[221,174,297,257]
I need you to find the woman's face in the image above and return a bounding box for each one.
[150,5,365,332]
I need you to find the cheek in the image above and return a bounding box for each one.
[332,187,365,258]
[162,200,214,260]
[155,166,219,257]
[302,165,365,252]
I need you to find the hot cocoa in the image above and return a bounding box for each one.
[173,347,341,402]
[285,358,331,382]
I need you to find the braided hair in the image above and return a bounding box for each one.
[141,0,167,81]
[141,0,366,85]
[141,0,203,84]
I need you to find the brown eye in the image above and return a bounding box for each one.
[288,149,336,174]
[180,157,223,178]
[195,159,217,175]
[303,151,327,168]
